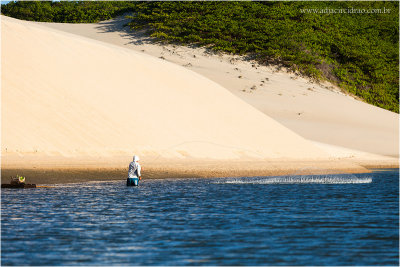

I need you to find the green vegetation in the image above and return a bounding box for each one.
[2,1,399,112]
[0,1,135,23]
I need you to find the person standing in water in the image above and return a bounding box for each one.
[127,155,141,186]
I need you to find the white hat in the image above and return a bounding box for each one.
[133,155,140,162]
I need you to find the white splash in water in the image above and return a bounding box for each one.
[216,176,372,184]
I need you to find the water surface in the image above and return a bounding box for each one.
[2,170,398,265]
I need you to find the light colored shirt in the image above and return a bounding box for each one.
[128,161,141,178]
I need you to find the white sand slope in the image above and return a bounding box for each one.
[40,15,399,158]
[2,15,334,169]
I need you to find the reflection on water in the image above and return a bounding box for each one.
[2,170,399,265]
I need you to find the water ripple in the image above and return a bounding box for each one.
[1,170,398,266]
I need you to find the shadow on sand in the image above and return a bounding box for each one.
[93,14,219,55]
[94,14,157,46]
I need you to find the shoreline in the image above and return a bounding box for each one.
[2,161,398,185]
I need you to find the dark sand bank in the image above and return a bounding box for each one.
[1,159,384,185]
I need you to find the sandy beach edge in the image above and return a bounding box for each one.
[2,160,397,185]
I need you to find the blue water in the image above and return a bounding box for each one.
[2,169,398,266]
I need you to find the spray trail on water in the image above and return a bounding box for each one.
[215,176,373,184]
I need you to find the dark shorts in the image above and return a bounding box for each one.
[127,178,139,186]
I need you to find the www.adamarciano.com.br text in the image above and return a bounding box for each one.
[300,7,391,14]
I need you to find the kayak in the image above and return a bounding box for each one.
[127,178,139,186]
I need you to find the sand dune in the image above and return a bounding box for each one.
[1,16,397,181]
[2,16,333,167]
[40,15,399,158]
